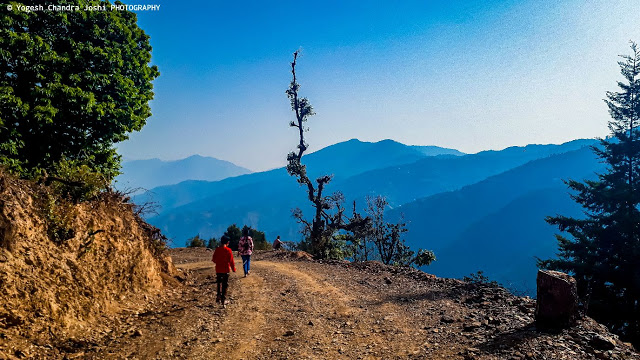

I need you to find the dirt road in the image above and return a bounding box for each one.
[85,253,454,359]
[67,249,639,360]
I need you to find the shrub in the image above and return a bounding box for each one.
[186,235,206,248]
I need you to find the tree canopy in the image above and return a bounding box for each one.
[0,1,159,179]
[221,224,242,251]
[186,234,206,248]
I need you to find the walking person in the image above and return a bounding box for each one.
[212,238,236,308]
[238,228,254,277]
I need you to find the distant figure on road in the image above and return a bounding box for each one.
[273,235,284,250]
[212,238,236,308]
[238,228,254,277]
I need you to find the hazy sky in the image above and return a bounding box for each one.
[117,0,640,171]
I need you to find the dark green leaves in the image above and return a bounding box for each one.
[0,1,159,180]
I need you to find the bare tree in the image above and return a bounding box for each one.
[366,195,436,266]
[285,52,432,266]
[286,51,365,258]
[347,200,373,261]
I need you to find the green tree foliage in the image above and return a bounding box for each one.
[221,224,242,251]
[463,271,501,287]
[186,234,206,248]
[206,237,218,249]
[365,195,435,267]
[345,201,373,262]
[0,1,159,179]
[50,158,108,202]
[326,234,353,260]
[413,249,437,267]
[540,42,640,344]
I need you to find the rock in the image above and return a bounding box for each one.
[14,349,27,358]
[463,321,482,331]
[594,351,608,360]
[535,270,579,329]
[441,316,456,324]
[4,311,24,326]
[590,334,616,351]
[132,329,143,337]
[284,330,295,336]
[308,320,314,326]
[384,277,392,285]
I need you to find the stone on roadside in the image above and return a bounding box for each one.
[590,334,617,351]
[535,270,579,329]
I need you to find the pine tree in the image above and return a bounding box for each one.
[541,42,640,343]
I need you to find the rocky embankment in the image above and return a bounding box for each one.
[0,172,176,359]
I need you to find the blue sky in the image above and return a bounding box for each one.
[117,0,640,171]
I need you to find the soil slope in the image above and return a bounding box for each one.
[12,247,637,360]
[0,173,174,359]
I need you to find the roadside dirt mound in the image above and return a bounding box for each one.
[0,172,175,357]
[169,247,213,265]
[261,249,314,261]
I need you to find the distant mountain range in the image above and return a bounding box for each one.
[411,145,465,157]
[390,145,604,294]
[333,139,596,206]
[131,138,602,294]
[116,155,252,190]
[135,139,464,242]
[134,139,465,215]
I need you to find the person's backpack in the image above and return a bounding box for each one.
[242,237,250,252]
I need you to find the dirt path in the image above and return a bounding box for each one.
[180,259,405,360]
[79,255,435,359]
[64,250,639,360]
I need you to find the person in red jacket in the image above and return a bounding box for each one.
[212,238,236,307]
